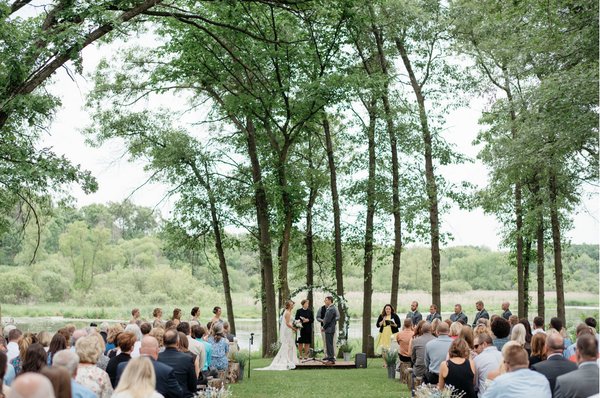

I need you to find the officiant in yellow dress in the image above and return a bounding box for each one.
[375,304,401,367]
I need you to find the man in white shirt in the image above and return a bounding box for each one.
[473,333,503,397]
[6,328,21,362]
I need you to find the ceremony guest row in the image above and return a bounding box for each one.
[1,306,236,398]
[382,299,599,398]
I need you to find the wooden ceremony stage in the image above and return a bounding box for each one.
[293,359,356,369]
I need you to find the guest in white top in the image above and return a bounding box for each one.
[6,328,21,362]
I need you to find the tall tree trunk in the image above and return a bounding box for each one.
[188,160,237,334]
[395,37,441,309]
[323,116,345,330]
[305,138,318,348]
[523,239,531,318]
[371,20,402,310]
[549,172,565,324]
[245,117,277,356]
[536,216,545,319]
[362,99,377,355]
[502,69,525,319]
[276,155,292,308]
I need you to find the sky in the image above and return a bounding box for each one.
[39,41,599,251]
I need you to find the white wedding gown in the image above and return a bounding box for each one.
[256,313,298,371]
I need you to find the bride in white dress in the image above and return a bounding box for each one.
[257,300,299,370]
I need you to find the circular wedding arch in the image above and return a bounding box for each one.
[289,284,350,343]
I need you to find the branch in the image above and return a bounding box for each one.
[10,0,32,14]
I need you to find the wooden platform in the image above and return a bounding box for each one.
[293,359,356,369]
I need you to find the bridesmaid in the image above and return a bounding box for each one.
[295,299,314,360]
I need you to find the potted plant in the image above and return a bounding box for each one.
[233,352,249,381]
[339,342,352,362]
[384,349,398,379]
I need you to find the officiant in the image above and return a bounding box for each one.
[375,304,401,367]
[295,299,314,360]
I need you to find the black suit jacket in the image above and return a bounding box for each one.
[532,354,578,394]
[158,347,197,398]
[106,352,131,388]
[117,356,183,398]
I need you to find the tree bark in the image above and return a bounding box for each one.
[276,153,292,308]
[523,239,531,318]
[536,215,545,319]
[371,22,402,310]
[502,70,525,319]
[549,172,565,324]
[245,117,277,356]
[362,99,377,355]
[323,115,345,330]
[395,37,441,309]
[305,137,318,348]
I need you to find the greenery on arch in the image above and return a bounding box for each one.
[289,284,350,344]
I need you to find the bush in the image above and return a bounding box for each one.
[441,280,472,293]
[0,272,39,304]
[35,271,72,302]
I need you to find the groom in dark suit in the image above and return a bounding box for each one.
[321,296,337,364]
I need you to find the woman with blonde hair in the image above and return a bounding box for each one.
[75,335,113,398]
[112,357,163,398]
[510,323,527,347]
[449,322,463,339]
[36,331,52,351]
[9,332,37,375]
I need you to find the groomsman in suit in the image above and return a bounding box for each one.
[426,304,442,323]
[472,300,489,327]
[501,302,512,320]
[406,301,423,325]
[449,304,468,325]
[321,296,337,364]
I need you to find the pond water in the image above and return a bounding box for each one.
[4,306,596,353]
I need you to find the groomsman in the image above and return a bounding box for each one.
[426,304,441,323]
[450,304,468,325]
[406,301,423,325]
[472,300,489,327]
[501,301,512,320]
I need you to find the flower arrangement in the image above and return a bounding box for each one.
[414,384,466,398]
[194,386,232,398]
[383,349,398,366]
[232,352,249,367]
[293,319,303,329]
[338,340,352,353]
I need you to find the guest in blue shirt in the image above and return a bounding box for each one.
[208,323,229,371]
[483,345,551,398]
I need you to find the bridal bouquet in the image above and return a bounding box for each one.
[293,319,303,329]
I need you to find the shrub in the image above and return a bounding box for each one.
[0,272,39,304]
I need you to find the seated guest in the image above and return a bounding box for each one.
[510,324,527,348]
[8,372,55,398]
[75,335,112,398]
[450,304,468,325]
[6,328,21,362]
[549,318,571,348]
[532,316,545,335]
[449,322,463,339]
[563,323,594,361]
[222,322,235,343]
[584,316,600,343]
[528,333,546,368]
[91,333,109,371]
[112,357,163,398]
[149,327,165,349]
[116,336,182,398]
[473,333,502,397]
[21,343,47,373]
[41,365,72,398]
[508,315,519,330]
[36,331,52,352]
[554,334,599,398]
[490,317,510,351]
[106,332,136,388]
[426,304,442,323]
[438,338,476,398]
[47,334,67,366]
[158,329,196,398]
[140,323,152,337]
[519,319,533,352]
[177,332,200,378]
[411,322,436,380]
[98,323,109,344]
[124,324,142,358]
[104,324,124,356]
[10,332,37,375]
[531,332,576,393]
[208,323,229,371]
[177,322,205,371]
[396,318,414,364]
[483,344,550,397]
[52,349,96,398]
[472,301,489,328]
[425,322,452,384]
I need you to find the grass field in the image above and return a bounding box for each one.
[228,358,410,398]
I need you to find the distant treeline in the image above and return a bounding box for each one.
[0,201,596,306]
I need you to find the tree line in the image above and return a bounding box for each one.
[0,0,597,355]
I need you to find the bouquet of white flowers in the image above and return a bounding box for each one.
[292,319,303,329]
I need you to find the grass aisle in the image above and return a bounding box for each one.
[229,358,410,398]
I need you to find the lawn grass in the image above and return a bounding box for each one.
[229,358,410,398]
